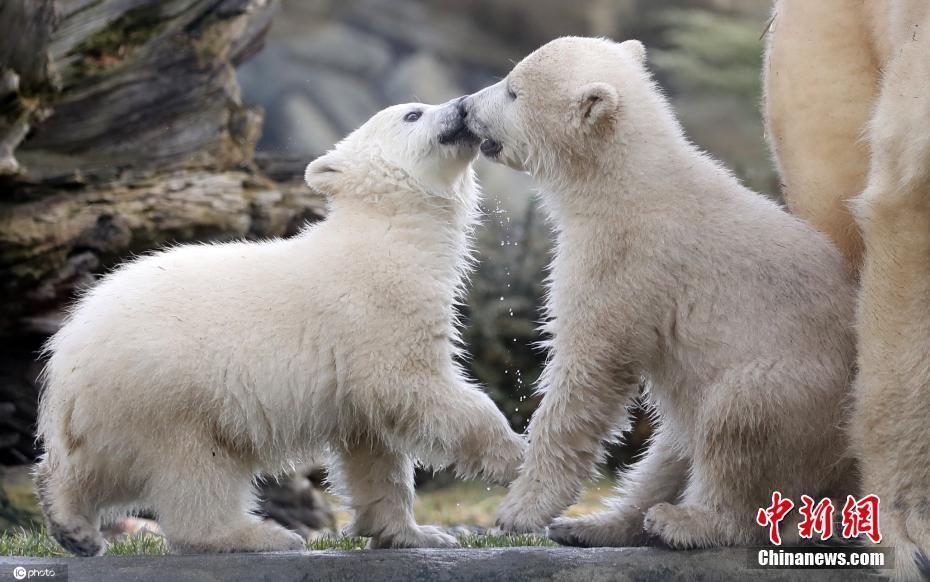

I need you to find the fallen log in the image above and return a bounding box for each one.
[0,0,325,467]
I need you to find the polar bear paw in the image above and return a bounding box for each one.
[369,525,460,549]
[170,520,306,554]
[495,488,553,534]
[643,502,718,549]
[480,433,527,485]
[548,512,649,547]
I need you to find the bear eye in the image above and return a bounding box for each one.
[507,85,517,101]
[403,110,422,122]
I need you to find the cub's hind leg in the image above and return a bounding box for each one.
[548,427,688,547]
[645,375,799,549]
[150,439,303,554]
[34,458,107,556]
[331,437,458,549]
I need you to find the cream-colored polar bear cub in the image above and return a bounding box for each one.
[463,37,858,548]
[35,99,525,555]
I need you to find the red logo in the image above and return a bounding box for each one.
[756,493,882,545]
[756,491,795,545]
[798,495,834,541]
[841,494,882,543]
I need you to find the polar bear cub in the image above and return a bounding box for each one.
[463,37,858,548]
[35,99,525,555]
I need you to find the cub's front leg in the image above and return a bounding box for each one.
[441,379,527,485]
[548,427,688,547]
[374,367,526,486]
[495,341,642,533]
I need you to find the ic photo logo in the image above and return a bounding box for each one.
[9,566,61,580]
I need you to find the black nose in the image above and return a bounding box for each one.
[456,96,468,118]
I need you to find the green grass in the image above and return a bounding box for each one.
[306,535,367,551]
[0,529,70,558]
[0,529,554,557]
[102,531,171,556]
[458,533,554,548]
[0,528,170,557]
[0,477,612,557]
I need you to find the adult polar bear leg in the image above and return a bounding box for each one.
[851,14,930,580]
[333,439,459,549]
[764,0,877,268]
[548,427,688,547]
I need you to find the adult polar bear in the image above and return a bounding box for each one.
[463,37,856,548]
[766,2,930,578]
[35,100,525,555]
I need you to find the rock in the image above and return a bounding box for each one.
[0,547,879,581]
[302,69,381,134]
[253,153,311,183]
[275,93,342,157]
[236,44,296,108]
[421,0,632,53]
[343,0,518,70]
[383,52,463,105]
[286,23,393,78]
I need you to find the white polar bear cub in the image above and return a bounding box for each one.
[463,37,858,548]
[35,99,525,555]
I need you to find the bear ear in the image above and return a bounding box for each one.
[619,39,646,64]
[304,150,346,195]
[572,82,620,129]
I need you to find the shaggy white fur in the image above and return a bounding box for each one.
[463,37,858,549]
[34,100,525,555]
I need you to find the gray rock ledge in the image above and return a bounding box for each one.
[0,547,878,582]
